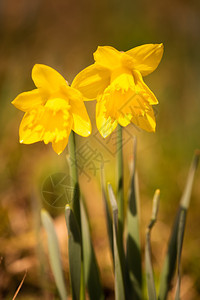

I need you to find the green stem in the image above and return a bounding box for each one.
[68,131,85,300]
[117,124,124,263]
[68,131,81,230]
[80,261,85,300]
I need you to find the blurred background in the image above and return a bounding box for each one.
[0,0,200,299]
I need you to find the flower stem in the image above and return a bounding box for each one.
[117,124,124,261]
[68,131,81,229]
[68,131,85,300]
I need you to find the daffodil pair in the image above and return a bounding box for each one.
[12,43,164,154]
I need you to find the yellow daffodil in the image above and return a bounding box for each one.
[72,44,164,137]
[12,64,91,154]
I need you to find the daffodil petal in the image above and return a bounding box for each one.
[52,138,69,155]
[32,64,67,92]
[72,63,110,100]
[131,105,156,132]
[117,114,131,127]
[126,43,164,76]
[12,89,44,112]
[93,46,122,70]
[70,98,91,137]
[96,100,118,138]
[19,112,42,144]
[63,85,84,104]
[63,85,92,136]
[134,71,158,105]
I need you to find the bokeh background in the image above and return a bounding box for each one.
[0,0,200,299]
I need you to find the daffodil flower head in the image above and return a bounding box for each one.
[72,44,164,138]
[12,64,91,154]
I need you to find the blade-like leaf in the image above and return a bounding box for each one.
[145,189,160,300]
[108,184,118,233]
[126,138,142,299]
[174,209,186,300]
[81,201,104,300]
[180,150,200,210]
[158,151,199,300]
[65,205,82,300]
[108,183,125,300]
[174,152,199,300]
[117,124,124,265]
[41,209,67,300]
[100,165,113,259]
[158,207,185,300]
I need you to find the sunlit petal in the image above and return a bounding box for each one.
[12,89,45,112]
[32,64,67,92]
[72,63,110,100]
[19,112,42,144]
[117,114,131,127]
[126,43,164,76]
[96,100,118,138]
[70,98,91,137]
[131,105,156,132]
[134,71,159,105]
[52,138,69,155]
[93,46,122,70]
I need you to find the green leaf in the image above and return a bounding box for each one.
[81,201,104,300]
[100,165,113,258]
[117,124,124,264]
[158,207,185,300]
[174,151,199,300]
[158,151,199,300]
[65,205,82,300]
[174,209,186,300]
[108,183,125,300]
[41,209,67,300]
[180,150,200,210]
[145,189,160,300]
[126,137,142,299]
